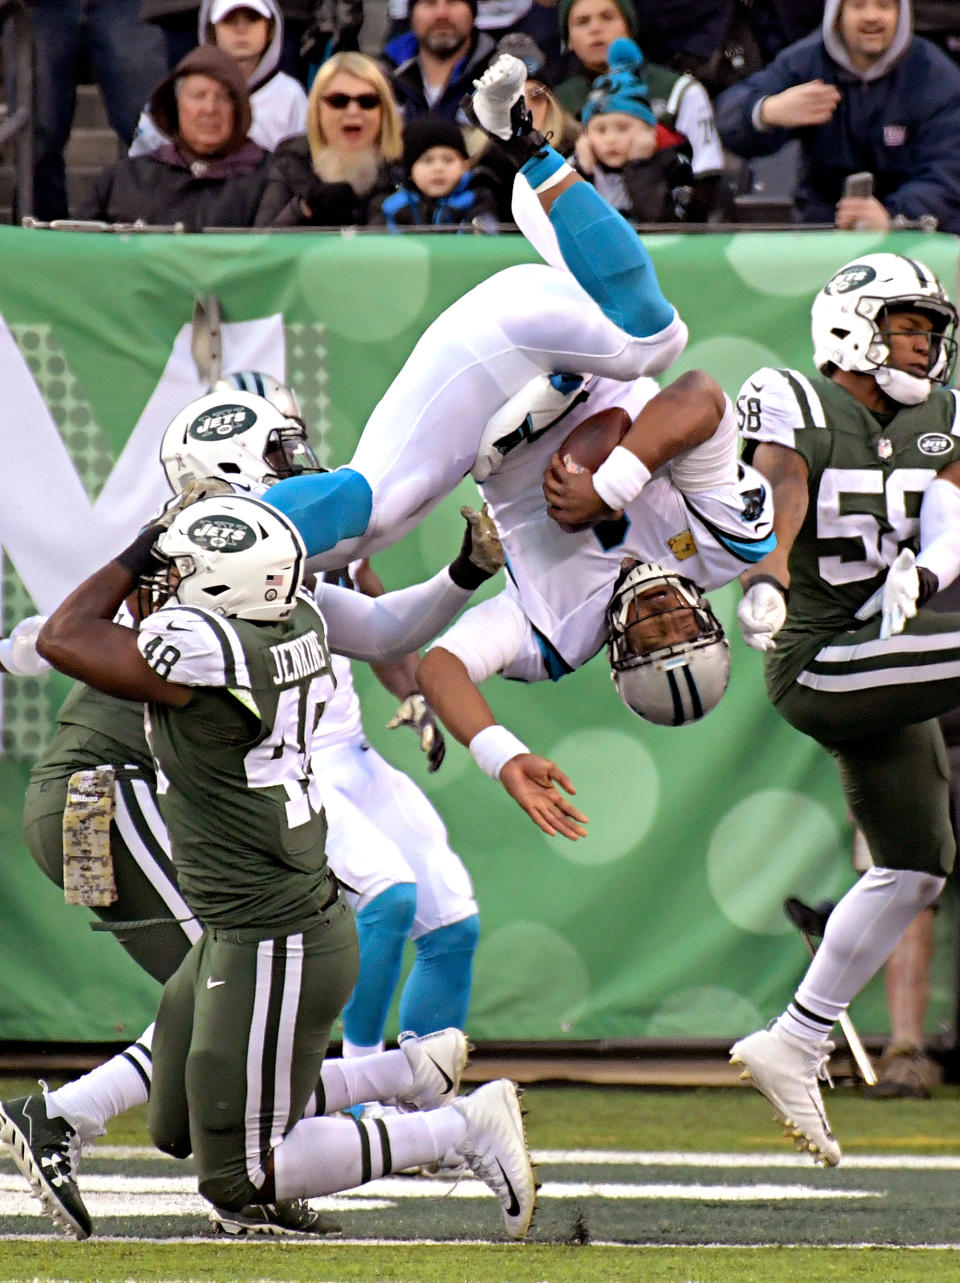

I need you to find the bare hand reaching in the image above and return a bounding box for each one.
[500,753,588,840]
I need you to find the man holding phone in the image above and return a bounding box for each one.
[714,0,960,233]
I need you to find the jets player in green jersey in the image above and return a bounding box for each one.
[727,252,960,1168]
[15,493,536,1242]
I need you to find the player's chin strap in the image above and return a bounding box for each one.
[873,364,932,406]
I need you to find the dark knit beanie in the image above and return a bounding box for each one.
[403,115,469,173]
[558,0,636,46]
[497,33,551,86]
[411,0,478,15]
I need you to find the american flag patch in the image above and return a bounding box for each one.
[266,573,284,585]
[884,124,907,146]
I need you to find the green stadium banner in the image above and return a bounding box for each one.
[1,226,957,1047]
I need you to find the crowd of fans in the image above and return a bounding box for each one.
[13,1,960,232]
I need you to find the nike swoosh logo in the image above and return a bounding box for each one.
[749,381,763,392]
[165,622,190,632]
[496,1159,521,1217]
[426,1054,454,1094]
[206,977,226,989]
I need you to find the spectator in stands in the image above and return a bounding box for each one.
[131,0,307,155]
[255,52,402,226]
[22,0,167,221]
[370,114,500,230]
[497,33,581,153]
[390,0,496,124]
[383,0,561,71]
[715,0,960,234]
[300,0,364,78]
[79,46,271,228]
[573,38,708,223]
[551,0,728,206]
[141,0,311,81]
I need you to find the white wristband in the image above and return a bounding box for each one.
[591,446,651,512]
[469,724,529,781]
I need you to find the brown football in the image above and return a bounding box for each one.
[554,406,632,532]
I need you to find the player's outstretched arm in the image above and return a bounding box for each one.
[352,558,447,772]
[416,645,587,839]
[543,370,726,529]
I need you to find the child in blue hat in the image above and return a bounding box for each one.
[575,38,708,223]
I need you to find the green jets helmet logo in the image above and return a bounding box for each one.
[189,404,258,441]
[188,514,257,552]
[825,264,878,294]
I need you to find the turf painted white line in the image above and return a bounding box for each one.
[0,1173,882,1222]
[531,1150,960,1169]
[64,1146,960,1169]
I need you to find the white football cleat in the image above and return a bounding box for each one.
[453,1079,536,1238]
[391,1028,470,1111]
[467,54,528,140]
[730,1025,841,1166]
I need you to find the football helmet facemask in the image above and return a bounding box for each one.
[606,562,730,726]
[161,389,320,495]
[811,252,958,405]
[144,494,306,622]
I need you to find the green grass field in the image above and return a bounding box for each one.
[3,1076,960,1282]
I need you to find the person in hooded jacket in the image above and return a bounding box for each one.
[78,45,271,228]
[715,0,960,233]
[130,0,307,156]
[254,52,403,227]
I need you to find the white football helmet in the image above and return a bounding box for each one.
[213,370,305,426]
[605,562,730,726]
[149,494,306,622]
[811,252,957,405]
[160,390,320,495]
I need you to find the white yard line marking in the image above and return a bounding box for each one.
[68,1145,960,1169]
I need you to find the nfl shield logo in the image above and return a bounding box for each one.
[877,437,893,459]
[884,124,907,147]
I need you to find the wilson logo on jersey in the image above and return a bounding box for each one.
[189,403,257,441]
[825,264,877,294]
[917,433,954,456]
[187,514,256,552]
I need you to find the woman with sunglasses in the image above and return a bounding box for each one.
[255,52,404,227]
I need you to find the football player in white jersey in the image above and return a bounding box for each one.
[262,54,692,565]
[417,370,776,839]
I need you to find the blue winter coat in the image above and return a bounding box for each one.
[715,31,960,231]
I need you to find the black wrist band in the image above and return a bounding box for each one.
[114,525,165,578]
[744,573,789,602]
[448,555,491,592]
[917,566,939,607]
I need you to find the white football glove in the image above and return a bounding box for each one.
[877,548,920,640]
[737,581,787,652]
[387,693,446,772]
[0,614,51,677]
